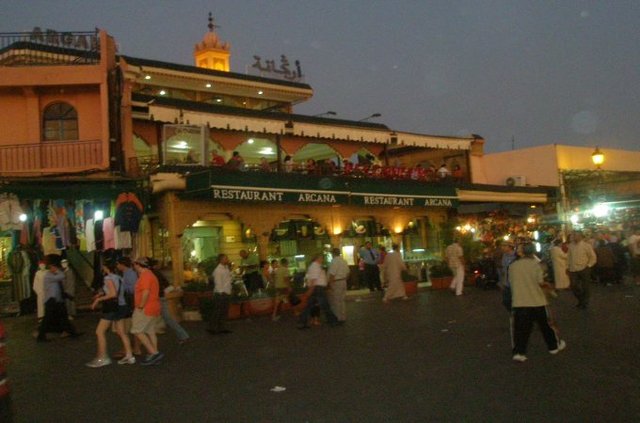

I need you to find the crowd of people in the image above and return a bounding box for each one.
[31,224,640,365]
[208,150,466,182]
[34,254,191,367]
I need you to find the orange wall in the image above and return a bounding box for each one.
[0,85,102,145]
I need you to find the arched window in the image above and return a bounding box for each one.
[42,102,78,141]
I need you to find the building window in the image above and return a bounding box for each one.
[42,102,78,141]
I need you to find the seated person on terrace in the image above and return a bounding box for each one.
[437,163,451,179]
[211,152,225,167]
[260,157,271,172]
[452,164,464,181]
[283,155,294,173]
[226,151,245,170]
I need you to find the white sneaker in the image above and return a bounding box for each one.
[86,357,112,368]
[549,340,566,355]
[117,356,136,365]
[512,354,528,362]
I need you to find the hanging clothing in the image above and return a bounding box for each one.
[42,227,62,256]
[102,217,116,250]
[0,193,24,231]
[85,219,95,252]
[115,192,144,232]
[114,225,132,250]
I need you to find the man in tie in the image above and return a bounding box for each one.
[359,241,382,292]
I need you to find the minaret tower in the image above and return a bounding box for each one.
[194,12,231,72]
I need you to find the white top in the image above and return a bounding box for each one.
[445,242,464,268]
[306,261,327,287]
[212,263,232,294]
[328,256,350,281]
[567,240,597,272]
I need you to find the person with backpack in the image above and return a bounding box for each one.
[86,261,132,367]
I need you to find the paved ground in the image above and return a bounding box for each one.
[3,282,640,423]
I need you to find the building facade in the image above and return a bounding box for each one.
[0,21,549,299]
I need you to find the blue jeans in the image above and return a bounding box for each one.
[299,286,338,326]
[160,297,189,341]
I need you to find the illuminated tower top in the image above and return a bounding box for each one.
[194,12,231,72]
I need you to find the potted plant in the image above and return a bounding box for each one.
[181,281,211,308]
[401,270,419,296]
[428,261,454,290]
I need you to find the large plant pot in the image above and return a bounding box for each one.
[404,281,418,296]
[227,302,243,320]
[182,291,212,309]
[246,297,274,316]
[430,276,453,290]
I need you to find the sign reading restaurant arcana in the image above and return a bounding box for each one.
[210,185,457,208]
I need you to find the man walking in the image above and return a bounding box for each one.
[567,231,597,309]
[628,227,640,285]
[208,254,233,335]
[327,248,350,323]
[298,254,339,329]
[60,259,76,320]
[510,243,566,362]
[131,258,163,365]
[36,257,81,342]
[359,241,381,292]
[445,238,465,296]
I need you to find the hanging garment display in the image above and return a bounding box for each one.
[115,192,144,232]
[0,193,24,231]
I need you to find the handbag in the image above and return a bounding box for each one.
[288,291,301,306]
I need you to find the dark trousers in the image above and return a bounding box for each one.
[37,298,77,340]
[511,306,559,355]
[299,286,337,326]
[208,293,230,332]
[244,272,263,296]
[363,264,382,291]
[569,267,592,307]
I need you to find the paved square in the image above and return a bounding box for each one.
[4,284,640,422]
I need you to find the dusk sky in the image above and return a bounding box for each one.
[2,0,639,153]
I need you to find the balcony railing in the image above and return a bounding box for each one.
[0,140,103,175]
[0,30,100,66]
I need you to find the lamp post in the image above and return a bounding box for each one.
[592,146,604,169]
[358,113,381,122]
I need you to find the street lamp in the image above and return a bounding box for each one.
[358,113,381,122]
[312,111,337,117]
[592,146,604,169]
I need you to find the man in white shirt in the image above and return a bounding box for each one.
[628,227,640,285]
[327,248,350,323]
[567,231,597,309]
[445,238,465,296]
[298,255,339,329]
[208,254,233,335]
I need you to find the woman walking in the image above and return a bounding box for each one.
[86,261,133,368]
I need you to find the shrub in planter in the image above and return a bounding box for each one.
[428,261,454,290]
[182,282,211,308]
[401,270,419,296]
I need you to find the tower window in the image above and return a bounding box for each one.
[43,102,78,141]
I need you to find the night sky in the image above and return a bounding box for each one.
[2,0,639,153]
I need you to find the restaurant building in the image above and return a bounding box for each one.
[0,17,549,298]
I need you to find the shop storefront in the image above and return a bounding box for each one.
[0,179,152,310]
[156,168,459,287]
